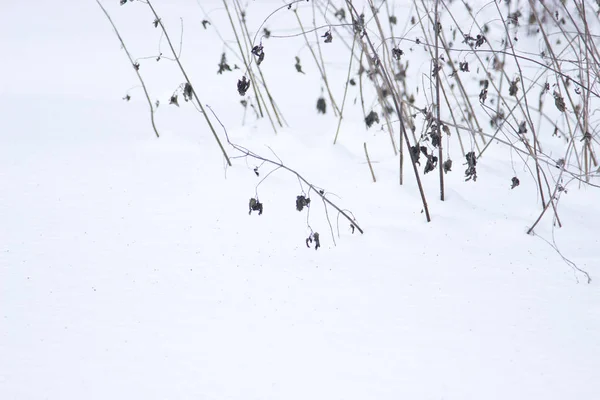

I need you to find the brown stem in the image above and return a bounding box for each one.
[146,0,231,166]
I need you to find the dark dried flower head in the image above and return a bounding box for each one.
[424,155,438,174]
[442,124,450,136]
[581,132,592,142]
[237,76,251,96]
[183,83,193,102]
[463,33,486,48]
[316,97,327,114]
[410,145,421,165]
[334,8,346,20]
[443,159,452,173]
[251,44,265,65]
[306,232,321,250]
[294,56,305,74]
[392,47,404,61]
[169,95,179,107]
[509,78,520,96]
[430,128,441,148]
[322,30,333,43]
[251,45,262,56]
[464,152,477,182]
[511,177,520,189]
[218,53,232,74]
[365,111,380,128]
[553,91,566,112]
[518,121,527,134]
[508,10,522,25]
[475,34,486,48]
[296,195,311,212]
[353,14,365,34]
[249,198,263,215]
[479,81,488,103]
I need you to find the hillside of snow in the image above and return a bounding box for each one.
[1,1,599,399]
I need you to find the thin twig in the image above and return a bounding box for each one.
[145,0,231,166]
[96,0,160,138]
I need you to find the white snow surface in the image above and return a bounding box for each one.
[1,1,599,399]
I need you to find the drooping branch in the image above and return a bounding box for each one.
[207,106,364,235]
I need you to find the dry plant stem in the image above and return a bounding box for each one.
[411,6,471,157]
[196,1,246,65]
[528,1,584,169]
[362,1,401,157]
[346,0,431,222]
[222,0,265,120]
[494,1,548,209]
[527,185,563,235]
[425,2,487,146]
[198,0,289,132]
[314,0,361,60]
[582,25,590,181]
[419,5,485,148]
[321,196,337,246]
[439,79,466,156]
[207,107,364,235]
[399,107,404,184]
[233,0,285,128]
[231,6,279,135]
[477,72,546,159]
[355,39,398,156]
[398,38,600,98]
[334,35,357,144]
[314,0,370,66]
[293,10,341,116]
[364,142,377,182]
[434,0,444,201]
[345,5,398,156]
[198,0,289,129]
[447,1,556,218]
[401,107,596,189]
[368,0,403,99]
[358,50,368,121]
[145,0,231,166]
[96,0,159,139]
[311,1,336,115]
[381,5,416,184]
[441,120,556,168]
[566,1,599,172]
[528,136,582,233]
[537,229,592,284]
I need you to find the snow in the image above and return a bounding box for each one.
[1,1,599,399]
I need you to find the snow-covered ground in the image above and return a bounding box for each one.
[1,1,599,399]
